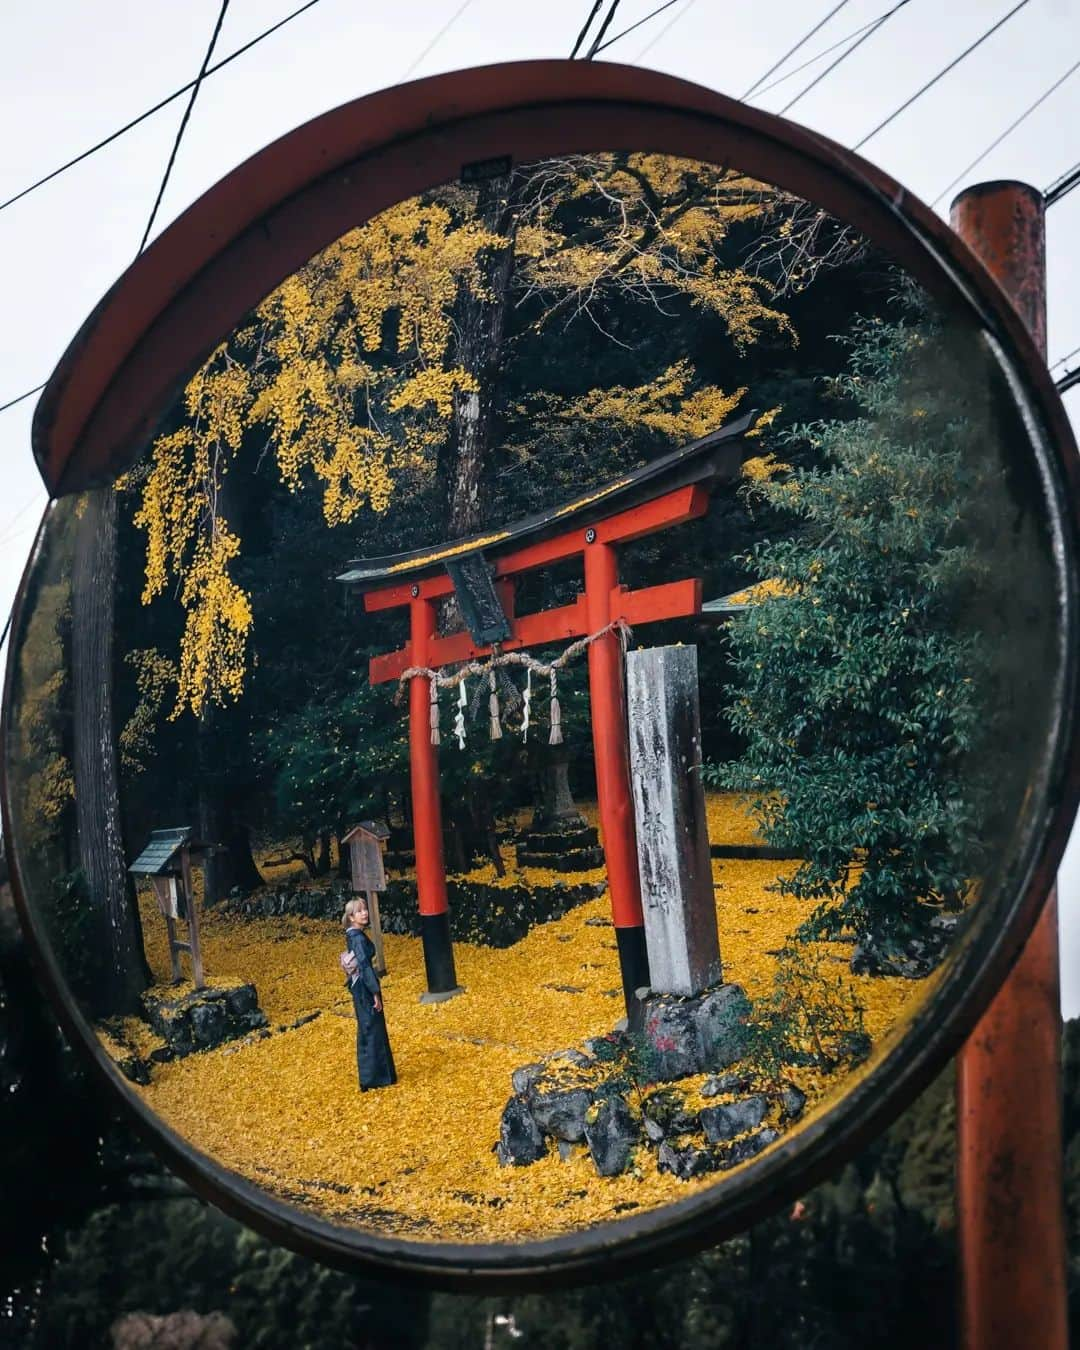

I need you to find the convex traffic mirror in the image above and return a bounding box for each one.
[4,61,1078,1286]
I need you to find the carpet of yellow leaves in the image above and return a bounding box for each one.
[102,794,936,1244]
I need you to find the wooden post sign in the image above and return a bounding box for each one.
[129,828,207,989]
[626,645,721,997]
[150,875,180,920]
[343,821,391,975]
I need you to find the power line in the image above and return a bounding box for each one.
[1046,160,1080,207]
[585,0,623,59]
[401,0,475,79]
[136,0,231,257]
[777,0,913,117]
[595,0,681,55]
[571,0,605,58]
[742,0,853,99]
[1058,367,1080,395]
[752,10,900,99]
[930,55,1080,208]
[636,0,700,60]
[0,383,46,416]
[1051,343,1080,372]
[0,0,326,219]
[0,1,330,420]
[636,0,699,59]
[852,0,1031,152]
[0,491,47,550]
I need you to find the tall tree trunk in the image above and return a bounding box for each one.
[71,487,148,1015]
[468,785,506,877]
[441,173,520,538]
[336,835,351,881]
[192,467,265,905]
[445,807,469,874]
[196,706,264,903]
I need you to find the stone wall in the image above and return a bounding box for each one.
[224,876,604,948]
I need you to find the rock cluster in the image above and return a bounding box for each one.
[497,1059,645,1176]
[850,913,961,979]
[225,880,351,921]
[497,1055,805,1180]
[142,982,268,1058]
[497,984,806,1182]
[106,993,315,1084]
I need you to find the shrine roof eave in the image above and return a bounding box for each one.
[129,826,194,876]
[335,410,758,589]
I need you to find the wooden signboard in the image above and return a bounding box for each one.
[348,834,387,894]
[129,828,205,989]
[151,875,180,920]
[343,823,390,975]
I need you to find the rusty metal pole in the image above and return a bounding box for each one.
[951,181,1068,1350]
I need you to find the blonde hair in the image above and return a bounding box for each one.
[343,897,367,931]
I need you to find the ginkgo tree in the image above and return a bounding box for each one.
[124,152,798,720]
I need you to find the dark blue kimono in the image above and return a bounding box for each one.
[345,926,397,1090]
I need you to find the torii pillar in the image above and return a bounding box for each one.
[408,592,460,999]
[584,531,649,1008]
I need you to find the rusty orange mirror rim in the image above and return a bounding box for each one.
[4,60,1080,1288]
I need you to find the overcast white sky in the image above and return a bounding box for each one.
[2,0,1079,1010]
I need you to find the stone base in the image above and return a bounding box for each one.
[142,981,268,1057]
[419,985,465,1004]
[637,984,751,1081]
[517,821,602,873]
[516,846,605,872]
[524,823,598,853]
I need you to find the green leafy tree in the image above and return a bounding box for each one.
[712,308,1004,951]
[262,679,408,872]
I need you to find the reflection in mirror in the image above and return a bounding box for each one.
[4,151,1062,1248]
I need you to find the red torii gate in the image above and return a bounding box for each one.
[340,413,756,1009]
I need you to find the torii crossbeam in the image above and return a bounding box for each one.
[338,412,757,1012]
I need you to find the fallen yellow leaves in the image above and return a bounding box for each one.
[99,794,936,1244]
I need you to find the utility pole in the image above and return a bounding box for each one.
[951,180,1068,1350]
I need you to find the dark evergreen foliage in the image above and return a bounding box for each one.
[712,310,1015,950]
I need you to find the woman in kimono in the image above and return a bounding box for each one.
[343,897,397,1090]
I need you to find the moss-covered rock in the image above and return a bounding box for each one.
[141,982,268,1058]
